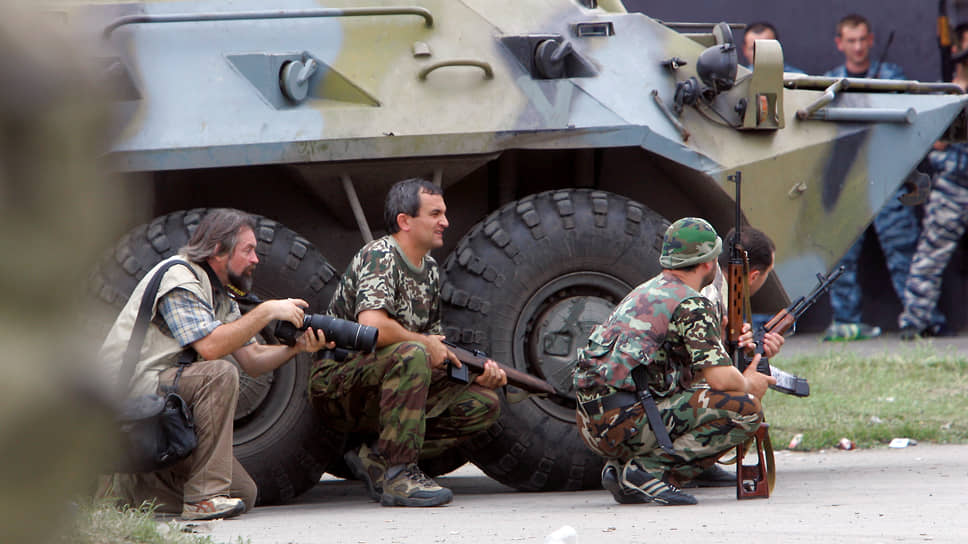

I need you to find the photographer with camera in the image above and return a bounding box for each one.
[99,208,332,520]
[309,178,507,508]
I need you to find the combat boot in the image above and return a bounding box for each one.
[621,460,697,506]
[601,460,649,504]
[381,463,453,507]
[344,443,386,502]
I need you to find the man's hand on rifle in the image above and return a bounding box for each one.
[743,353,777,400]
[738,322,784,358]
[424,334,456,370]
[475,359,508,389]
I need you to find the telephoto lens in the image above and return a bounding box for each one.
[305,314,378,352]
[274,313,378,352]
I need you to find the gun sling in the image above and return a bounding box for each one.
[633,386,677,456]
[629,365,675,455]
[579,388,676,456]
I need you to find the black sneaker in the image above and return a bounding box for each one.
[682,464,735,488]
[621,461,697,506]
[601,461,650,504]
[899,325,921,341]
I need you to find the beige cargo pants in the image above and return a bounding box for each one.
[105,359,257,513]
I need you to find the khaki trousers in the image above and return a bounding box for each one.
[108,359,257,512]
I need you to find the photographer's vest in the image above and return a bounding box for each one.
[99,256,229,399]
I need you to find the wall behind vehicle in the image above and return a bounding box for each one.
[626,0,947,81]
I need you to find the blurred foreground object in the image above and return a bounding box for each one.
[0,3,129,543]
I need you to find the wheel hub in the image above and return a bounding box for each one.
[513,272,630,422]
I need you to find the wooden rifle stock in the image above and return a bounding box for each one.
[725,171,746,368]
[442,340,559,397]
[754,265,846,347]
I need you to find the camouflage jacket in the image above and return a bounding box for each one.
[928,143,968,188]
[328,235,442,334]
[574,272,731,399]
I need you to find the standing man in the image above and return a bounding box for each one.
[740,21,803,73]
[899,23,968,340]
[821,14,943,341]
[574,218,775,506]
[310,178,507,508]
[99,208,331,520]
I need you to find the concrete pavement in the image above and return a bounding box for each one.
[198,443,968,543]
[194,333,968,544]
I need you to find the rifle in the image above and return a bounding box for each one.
[723,170,816,398]
[725,171,747,370]
[939,0,954,82]
[871,30,895,79]
[742,265,846,396]
[442,340,560,398]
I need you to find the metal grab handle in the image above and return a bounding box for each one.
[418,60,493,80]
[785,75,963,95]
[103,6,434,38]
[797,77,846,120]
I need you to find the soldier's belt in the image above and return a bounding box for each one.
[579,391,638,416]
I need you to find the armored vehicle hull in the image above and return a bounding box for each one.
[76,0,967,501]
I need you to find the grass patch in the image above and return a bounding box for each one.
[62,498,244,544]
[767,343,968,450]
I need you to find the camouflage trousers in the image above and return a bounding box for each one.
[828,188,945,326]
[899,175,968,330]
[577,387,762,482]
[309,341,501,466]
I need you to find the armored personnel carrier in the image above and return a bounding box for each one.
[73,0,967,502]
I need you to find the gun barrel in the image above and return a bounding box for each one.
[443,340,558,397]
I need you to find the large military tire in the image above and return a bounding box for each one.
[441,190,667,491]
[89,209,342,505]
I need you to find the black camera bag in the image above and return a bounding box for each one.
[114,259,198,473]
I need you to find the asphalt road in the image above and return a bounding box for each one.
[191,333,968,544]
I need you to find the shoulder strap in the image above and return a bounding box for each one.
[117,259,197,396]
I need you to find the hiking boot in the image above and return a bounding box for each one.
[344,443,386,502]
[601,460,649,504]
[823,322,881,342]
[381,463,453,507]
[621,461,697,506]
[682,464,735,488]
[180,496,245,521]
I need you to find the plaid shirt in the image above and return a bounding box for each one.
[156,287,247,348]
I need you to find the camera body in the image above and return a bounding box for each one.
[274,313,378,352]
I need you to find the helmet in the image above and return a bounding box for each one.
[659,217,722,269]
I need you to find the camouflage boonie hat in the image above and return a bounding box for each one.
[659,217,722,269]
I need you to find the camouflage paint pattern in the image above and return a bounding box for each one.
[329,236,441,334]
[658,217,723,269]
[820,61,929,327]
[309,341,499,465]
[65,0,968,300]
[574,273,730,397]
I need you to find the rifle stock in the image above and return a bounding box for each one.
[755,265,845,342]
[725,171,746,368]
[442,340,559,397]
